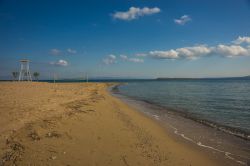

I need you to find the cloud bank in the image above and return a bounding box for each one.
[148,36,250,60]
[112,7,160,21]
[102,36,250,65]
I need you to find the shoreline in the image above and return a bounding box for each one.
[112,84,250,141]
[0,82,232,165]
[110,84,250,165]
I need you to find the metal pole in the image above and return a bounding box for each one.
[18,63,22,81]
[53,73,56,83]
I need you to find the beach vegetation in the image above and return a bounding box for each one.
[12,72,18,81]
[33,72,40,81]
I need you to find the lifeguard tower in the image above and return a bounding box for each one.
[19,59,32,81]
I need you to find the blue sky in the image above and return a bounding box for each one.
[1,0,250,79]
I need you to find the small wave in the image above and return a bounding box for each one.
[191,118,250,141]
[167,123,248,165]
[152,115,160,120]
[117,91,250,141]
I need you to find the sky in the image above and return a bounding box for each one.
[0,0,250,79]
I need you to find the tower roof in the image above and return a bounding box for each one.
[20,59,30,62]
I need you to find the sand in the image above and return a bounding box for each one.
[0,82,224,166]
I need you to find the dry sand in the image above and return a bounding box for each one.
[0,82,224,166]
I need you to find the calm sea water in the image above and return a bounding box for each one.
[118,79,250,136]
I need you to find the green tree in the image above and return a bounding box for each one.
[12,72,18,81]
[33,72,40,81]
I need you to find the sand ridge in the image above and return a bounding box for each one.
[0,82,224,166]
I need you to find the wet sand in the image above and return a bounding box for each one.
[0,82,225,165]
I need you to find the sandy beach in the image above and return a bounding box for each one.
[0,82,225,166]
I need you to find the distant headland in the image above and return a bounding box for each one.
[156,75,250,80]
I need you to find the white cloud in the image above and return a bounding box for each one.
[174,15,191,25]
[50,59,68,66]
[149,50,179,59]
[112,7,160,21]
[176,45,211,59]
[214,45,249,57]
[50,49,61,55]
[120,55,144,63]
[103,54,117,65]
[67,48,77,54]
[103,36,250,63]
[232,36,250,44]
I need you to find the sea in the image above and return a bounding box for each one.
[111,78,250,166]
